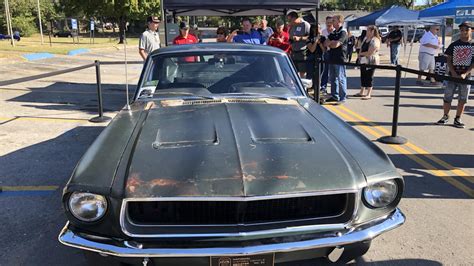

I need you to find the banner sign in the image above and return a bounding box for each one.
[166,23,179,45]
[71,19,78,30]
[455,7,474,24]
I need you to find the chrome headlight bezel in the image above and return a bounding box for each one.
[363,179,402,209]
[67,192,108,223]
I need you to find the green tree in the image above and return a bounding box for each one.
[58,0,161,43]
[1,0,59,37]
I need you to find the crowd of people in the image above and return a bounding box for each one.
[138,14,473,128]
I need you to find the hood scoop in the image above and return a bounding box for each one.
[153,127,218,149]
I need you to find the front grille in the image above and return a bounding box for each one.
[127,194,351,226]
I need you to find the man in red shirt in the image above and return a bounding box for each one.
[268,20,291,54]
[173,22,198,62]
[173,21,198,45]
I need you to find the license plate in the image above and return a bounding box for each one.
[211,253,274,266]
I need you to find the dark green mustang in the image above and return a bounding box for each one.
[59,44,405,266]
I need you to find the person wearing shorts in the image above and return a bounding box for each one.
[417,26,441,85]
[436,21,473,128]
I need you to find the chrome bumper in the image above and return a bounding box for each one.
[58,208,404,258]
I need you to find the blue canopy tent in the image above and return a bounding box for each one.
[348,5,441,27]
[419,0,474,20]
[420,0,474,52]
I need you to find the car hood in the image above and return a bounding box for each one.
[123,99,366,198]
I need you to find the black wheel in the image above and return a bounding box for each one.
[336,240,371,264]
[83,251,131,266]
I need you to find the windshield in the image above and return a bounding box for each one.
[138,52,304,99]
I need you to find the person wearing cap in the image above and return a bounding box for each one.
[267,20,291,53]
[436,21,473,128]
[173,21,198,45]
[287,10,311,78]
[139,16,161,61]
[173,21,199,62]
[227,18,266,45]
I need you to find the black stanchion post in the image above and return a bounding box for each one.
[89,60,111,123]
[313,58,321,103]
[379,65,407,145]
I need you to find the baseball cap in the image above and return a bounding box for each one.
[179,21,189,29]
[459,21,473,29]
[147,16,160,23]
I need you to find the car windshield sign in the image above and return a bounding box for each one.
[139,52,303,99]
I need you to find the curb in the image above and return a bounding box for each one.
[67,48,91,56]
[22,53,55,61]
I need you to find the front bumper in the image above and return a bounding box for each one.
[58,208,404,258]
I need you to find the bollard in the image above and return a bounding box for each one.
[89,60,112,123]
[379,65,407,145]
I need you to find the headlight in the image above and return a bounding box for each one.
[68,192,107,222]
[363,180,399,208]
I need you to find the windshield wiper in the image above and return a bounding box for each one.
[154,92,215,99]
[220,92,289,100]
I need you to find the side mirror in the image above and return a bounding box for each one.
[300,78,313,89]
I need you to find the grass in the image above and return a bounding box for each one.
[0,34,139,55]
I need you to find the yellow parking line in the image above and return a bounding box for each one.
[337,105,473,184]
[326,105,474,198]
[0,116,91,123]
[1,186,58,191]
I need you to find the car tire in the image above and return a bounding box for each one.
[339,240,371,264]
[83,251,131,266]
[327,240,371,264]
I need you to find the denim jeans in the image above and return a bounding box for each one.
[329,64,347,101]
[390,43,401,65]
[320,52,330,92]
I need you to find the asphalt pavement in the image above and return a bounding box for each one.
[0,43,472,265]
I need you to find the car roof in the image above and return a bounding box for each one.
[150,43,287,56]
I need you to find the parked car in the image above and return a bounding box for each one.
[406,28,425,43]
[53,30,73,38]
[0,32,20,41]
[58,43,405,266]
[379,27,389,37]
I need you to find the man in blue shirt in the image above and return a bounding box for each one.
[227,18,266,45]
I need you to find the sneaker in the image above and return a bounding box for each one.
[325,97,339,103]
[453,118,465,128]
[436,114,449,125]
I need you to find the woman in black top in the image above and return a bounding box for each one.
[355,30,367,65]
[306,24,325,80]
[347,30,356,63]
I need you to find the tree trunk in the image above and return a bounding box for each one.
[118,16,126,44]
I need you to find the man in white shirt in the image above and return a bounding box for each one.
[417,26,441,85]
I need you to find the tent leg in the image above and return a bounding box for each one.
[441,18,446,53]
[161,5,167,46]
